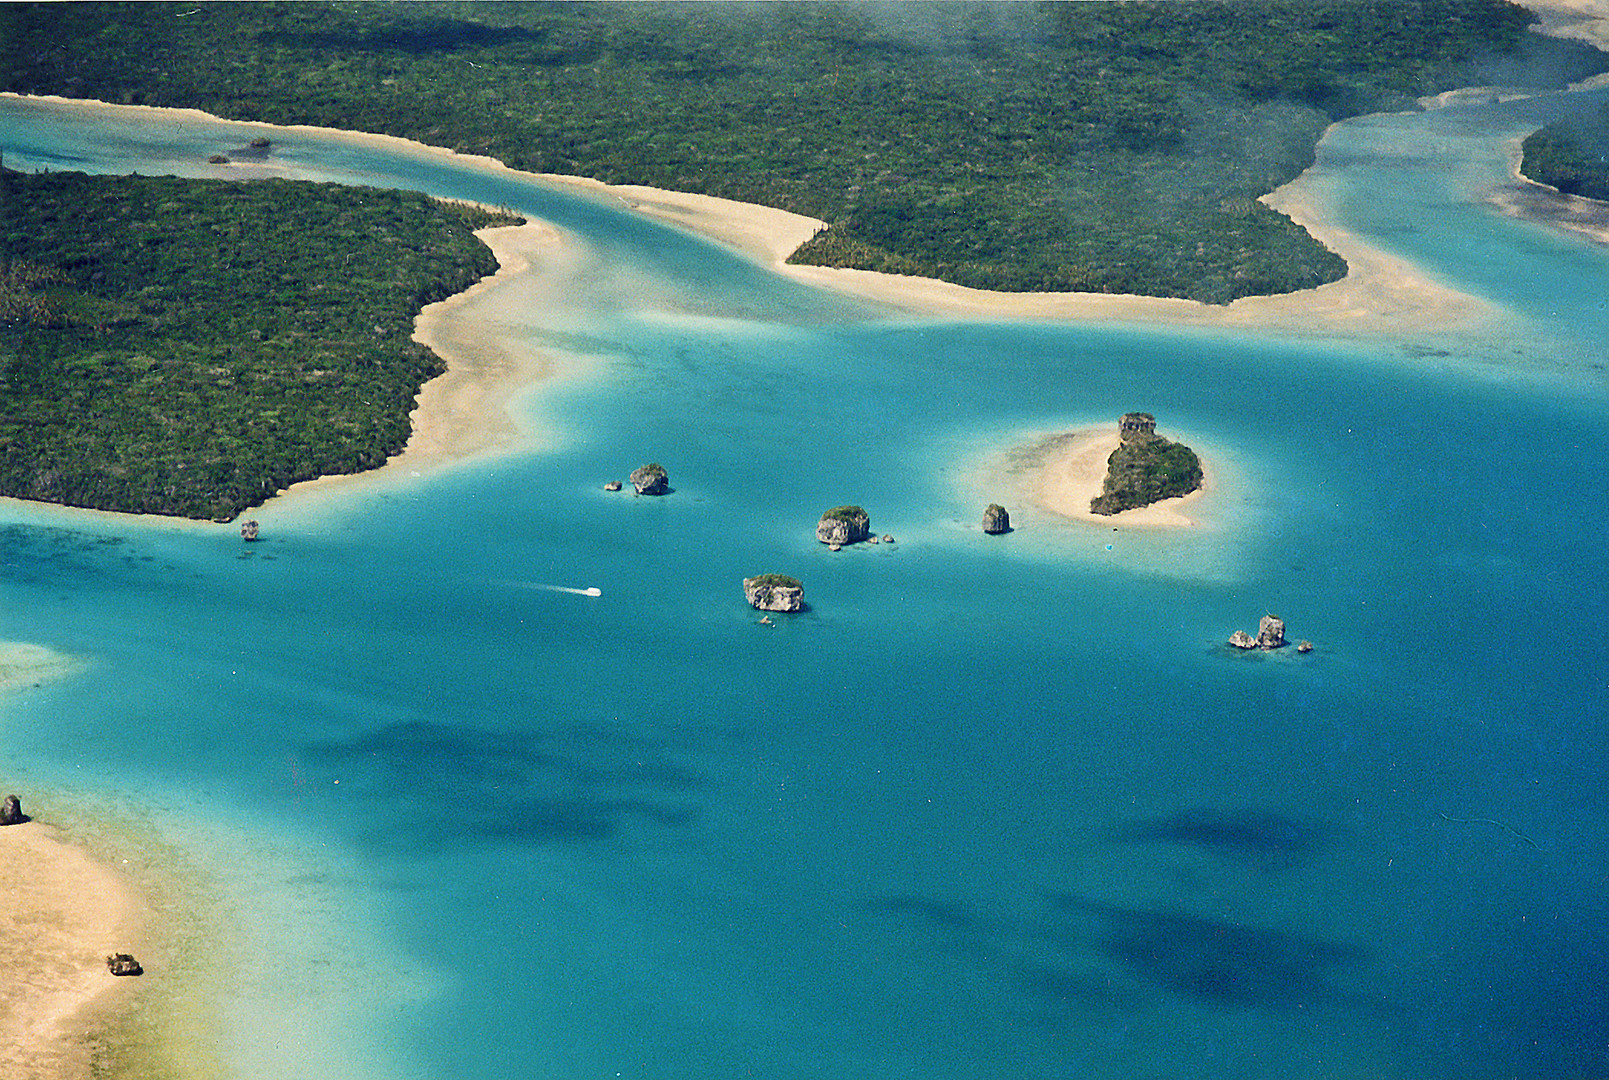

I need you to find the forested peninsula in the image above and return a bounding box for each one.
[5,1,1606,304]
[0,170,517,519]
[1521,106,1609,201]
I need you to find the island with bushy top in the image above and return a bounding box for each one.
[1091,414,1203,516]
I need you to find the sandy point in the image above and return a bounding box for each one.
[0,818,147,1080]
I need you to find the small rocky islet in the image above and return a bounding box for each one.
[1091,412,1203,516]
[1227,614,1314,653]
[743,573,804,612]
[816,505,871,550]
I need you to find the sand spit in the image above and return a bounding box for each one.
[0,819,144,1080]
[989,427,1211,531]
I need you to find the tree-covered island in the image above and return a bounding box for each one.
[1090,413,1203,516]
[5,1,1606,305]
[0,169,519,519]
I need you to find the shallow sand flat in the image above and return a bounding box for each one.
[1494,138,1609,245]
[991,427,1210,530]
[0,821,144,1080]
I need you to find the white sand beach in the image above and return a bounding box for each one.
[989,427,1212,530]
[0,819,144,1080]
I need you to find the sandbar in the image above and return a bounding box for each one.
[988,427,1211,530]
[0,818,145,1080]
[0,643,147,1080]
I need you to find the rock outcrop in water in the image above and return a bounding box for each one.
[0,794,24,825]
[817,505,870,547]
[1229,614,1291,651]
[982,504,1011,534]
[631,463,669,495]
[744,574,804,612]
[1090,412,1203,515]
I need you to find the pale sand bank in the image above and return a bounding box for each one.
[1522,0,1609,54]
[0,820,144,1080]
[270,217,576,508]
[0,643,139,1080]
[993,428,1211,530]
[1493,138,1609,245]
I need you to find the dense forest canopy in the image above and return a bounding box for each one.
[1521,106,1609,200]
[0,170,515,519]
[4,1,1606,303]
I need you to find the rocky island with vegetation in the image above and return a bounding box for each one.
[743,573,803,613]
[1090,413,1204,516]
[817,505,871,548]
[0,168,519,519]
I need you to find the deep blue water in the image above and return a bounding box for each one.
[2,92,1608,1080]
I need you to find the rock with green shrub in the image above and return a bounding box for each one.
[1090,413,1202,515]
[744,573,804,612]
[816,505,870,546]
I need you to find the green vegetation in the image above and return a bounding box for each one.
[1521,108,1609,201]
[5,1,1603,303]
[0,169,518,519]
[747,573,801,590]
[822,506,867,523]
[1091,434,1203,515]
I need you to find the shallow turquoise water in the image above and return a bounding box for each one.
[2,93,1608,1079]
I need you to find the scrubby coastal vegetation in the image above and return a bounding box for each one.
[1090,414,1203,516]
[1521,107,1609,201]
[5,1,1604,304]
[0,170,517,519]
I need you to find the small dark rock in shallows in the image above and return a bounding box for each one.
[0,794,24,825]
[106,953,143,976]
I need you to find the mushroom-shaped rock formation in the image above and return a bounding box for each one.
[744,574,804,612]
[1091,412,1203,516]
[816,505,870,546]
[106,954,143,976]
[630,463,669,496]
[0,794,24,825]
[982,504,1011,534]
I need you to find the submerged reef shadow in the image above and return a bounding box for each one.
[1108,806,1328,871]
[302,718,707,851]
[1046,892,1384,1013]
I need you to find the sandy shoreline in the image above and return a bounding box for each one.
[0,818,145,1080]
[0,643,145,1080]
[991,427,1211,530]
[0,89,1511,519]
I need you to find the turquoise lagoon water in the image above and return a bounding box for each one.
[2,93,1609,1079]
